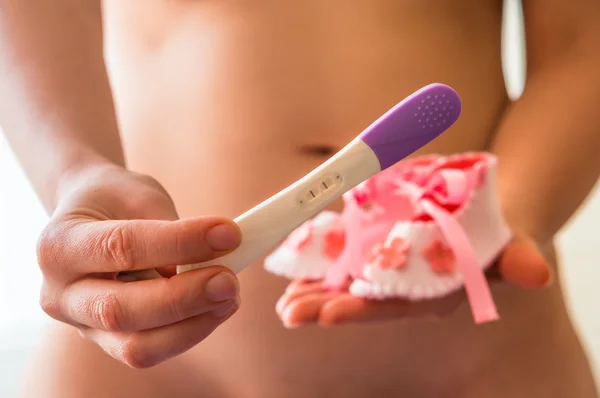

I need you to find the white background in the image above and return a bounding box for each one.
[1,0,599,396]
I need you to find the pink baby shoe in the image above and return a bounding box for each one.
[264,211,345,280]
[349,153,512,323]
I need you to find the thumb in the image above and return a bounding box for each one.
[497,235,553,289]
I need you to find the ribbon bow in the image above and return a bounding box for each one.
[396,168,472,216]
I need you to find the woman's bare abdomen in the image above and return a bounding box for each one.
[22,1,595,397]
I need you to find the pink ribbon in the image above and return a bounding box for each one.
[403,168,499,324]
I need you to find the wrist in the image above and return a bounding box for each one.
[501,202,554,249]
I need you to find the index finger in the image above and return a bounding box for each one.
[38,216,241,278]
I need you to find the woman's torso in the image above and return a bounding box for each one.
[96,0,596,396]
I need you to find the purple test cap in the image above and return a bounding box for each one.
[359,83,462,171]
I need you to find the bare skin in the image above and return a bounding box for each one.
[1,0,599,397]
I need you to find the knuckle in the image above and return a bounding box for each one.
[165,280,192,320]
[36,224,63,275]
[39,286,61,320]
[103,224,136,271]
[91,292,127,332]
[119,337,154,369]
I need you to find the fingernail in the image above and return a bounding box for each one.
[205,272,239,302]
[543,274,554,289]
[206,223,241,251]
[275,297,286,315]
[211,297,240,318]
[281,307,301,329]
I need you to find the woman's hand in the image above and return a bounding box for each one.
[276,235,552,328]
[37,164,242,368]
